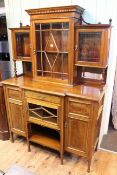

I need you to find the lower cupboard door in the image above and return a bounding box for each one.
[9,102,25,134]
[65,117,89,155]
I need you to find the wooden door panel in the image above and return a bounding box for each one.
[65,117,88,153]
[9,102,25,132]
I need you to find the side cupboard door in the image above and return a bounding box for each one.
[65,97,92,156]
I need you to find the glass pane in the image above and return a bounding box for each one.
[52,23,62,29]
[35,24,40,30]
[63,22,69,29]
[41,23,50,30]
[28,103,57,124]
[35,22,69,80]
[35,31,41,51]
[79,32,101,62]
[15,33,30,57]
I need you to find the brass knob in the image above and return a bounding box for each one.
[33,49,36,55]
[75,45,78,51]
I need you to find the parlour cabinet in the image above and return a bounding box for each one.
[2,5,111,173]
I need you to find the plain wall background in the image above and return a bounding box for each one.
[4,0,117,147]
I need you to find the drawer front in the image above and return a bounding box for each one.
[25,90,61,104]
[7,87,22,100]
[68,98,92,116]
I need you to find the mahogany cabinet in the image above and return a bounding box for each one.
[2,5,111,173]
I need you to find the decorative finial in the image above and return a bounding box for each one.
[109,19,112,25]
[20,21,22,27]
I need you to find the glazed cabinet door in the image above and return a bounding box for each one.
[31,19,70,83]
[8,99,25,136]
[75,28,106,68]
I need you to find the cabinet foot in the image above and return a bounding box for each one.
[87,159,91,173]
[27,141,31,152]
[60,150,63,165]
[10,132,14,143]
[60,156,63,165]
[95,144,98,152]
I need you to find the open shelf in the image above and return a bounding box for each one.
[29,124,60,151]
[23,62,32,77]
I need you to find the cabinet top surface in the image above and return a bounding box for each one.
[2,76,105,101]
[26,5,84,15]
[75,24,111,29]
[9,26,30,31]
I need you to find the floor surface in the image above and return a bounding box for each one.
[100,115,117,152]
[0,137,117,175]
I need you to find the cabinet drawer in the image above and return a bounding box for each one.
[68,98,92,116]
[7,87,22,100]
[25,90,61,104]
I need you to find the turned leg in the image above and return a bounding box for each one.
[27,140,31,152]
[14,60,17,77]
[95,144,98,152]
[27,123,31,152]
[10,132,14,143]
[60,151,63,165]
[60,127,64,165]
[87,159,91,173]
